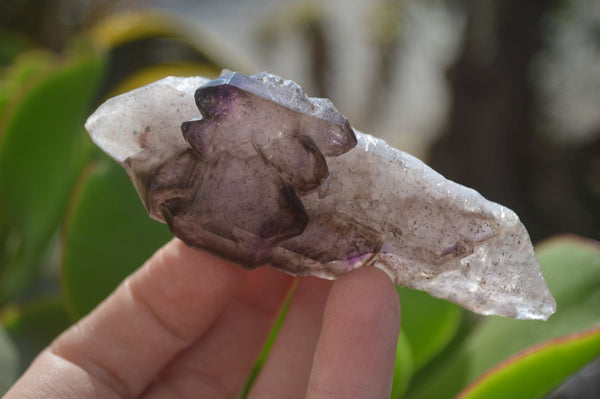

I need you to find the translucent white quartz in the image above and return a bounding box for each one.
[86,73,557,320]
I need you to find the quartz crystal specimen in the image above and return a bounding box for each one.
[86,71,557,320]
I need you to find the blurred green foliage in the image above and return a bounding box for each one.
[0,7,599,399]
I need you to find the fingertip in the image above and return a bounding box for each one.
[138,237,246,301]
[333,266,401,329]
[307,266,401,399]
[143,238,244,284]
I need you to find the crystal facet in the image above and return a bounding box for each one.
[85,71,557,320]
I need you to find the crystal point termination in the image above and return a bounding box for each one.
[85,71,557,320]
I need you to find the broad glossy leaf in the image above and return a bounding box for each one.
[397,287,462,370]
[0,44,104,302]
[62,159,172,319]
[404,342,470,399]
[458,326,600,399]
[3,298,71,373]
[0,51,55,125]
[391,329,414,398]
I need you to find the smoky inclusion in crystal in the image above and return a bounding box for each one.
[175,71,358,266]
[85,71,557,320]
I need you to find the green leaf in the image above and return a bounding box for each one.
[458,326,600,399]
[405,235,600,399]
[0,44,105,303]
[397,287,462,370]
[0,325,18,393]
[3,298,71,374]
[241,285,295,398]
[389,289,464,399]
[404,340,470,399]
[62,158,172,319]
[0,51,55,124]
[0,31,33,66]
[391,329,414,398]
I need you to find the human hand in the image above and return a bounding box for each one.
[4,238,400,399]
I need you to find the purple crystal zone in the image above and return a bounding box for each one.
[164,72,360,268]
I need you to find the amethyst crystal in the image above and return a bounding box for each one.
[86,71,556,320]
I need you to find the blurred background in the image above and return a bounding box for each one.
[1,0,599,397]
[2,0,599,241]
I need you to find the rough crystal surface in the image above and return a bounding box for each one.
[85,71,557,320]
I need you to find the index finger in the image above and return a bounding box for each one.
[5,238,247,399]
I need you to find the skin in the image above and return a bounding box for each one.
[4,238,400,399]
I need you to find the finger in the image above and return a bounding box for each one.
[143,266,294,399]
[6,239,247,399]
[3,351,123,399]
[247,276,333,399]
[307,266,401,399]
